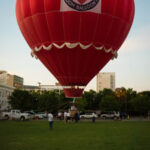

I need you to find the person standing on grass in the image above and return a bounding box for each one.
[48,112,53,129]
[64,111,67,123]
[92,112,96,123]
[66,111,71,123]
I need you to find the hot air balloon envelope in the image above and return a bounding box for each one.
[16,0,135,97]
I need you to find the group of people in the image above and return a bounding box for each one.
[63,111,80,123]
[57,110,80,122]
[47,111,97,130]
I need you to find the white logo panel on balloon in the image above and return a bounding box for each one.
[61,0,101,13]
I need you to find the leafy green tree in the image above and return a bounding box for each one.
[92,91,103,110]
[125,88,137,113]
[115,88,136,113]
[9,89,34,111]
[38,91,59,113]
[140,91,150,97]
[102,88,115,96]
[30,91,41,111]
[75,97,87,112]
[130,94,150,116]
[9,88,150,117]
[57,91,72,110]
[100,95,119,111]
[82,90,96,110]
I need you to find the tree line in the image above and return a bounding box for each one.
[9,88,150,116]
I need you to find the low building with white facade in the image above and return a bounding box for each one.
[23,84,63,92]
[40,85,63,91]
[0,84,15,110]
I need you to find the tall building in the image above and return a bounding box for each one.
[0,71,24,89]
[97,72,115,92]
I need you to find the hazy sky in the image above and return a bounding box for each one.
[0,0,150,92]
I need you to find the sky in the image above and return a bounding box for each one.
[0,0,150,92]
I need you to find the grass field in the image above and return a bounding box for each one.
[0,120,150,150]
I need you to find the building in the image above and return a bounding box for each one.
[0,84,15,110]
[23,83,63,92]
[0,71,24,89]
[40,84,63,91]
[97,72,115,92]
[0,71,8,85]
[23,85,40,91]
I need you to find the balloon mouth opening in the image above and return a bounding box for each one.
[63,86,85,98]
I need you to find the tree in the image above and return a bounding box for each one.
[125,88,137,113]
[75,97,87,112]
[102,88,115,96]
[8,88,150,117]
[100,95,119,111]
[30,91,41,111]
[92,91,103,110]
[130,94,150,116]
[115,88,136,113]
[38,91,59,113]
[9,89,34,111]
[82,90,97,110]
[57,91,72,110]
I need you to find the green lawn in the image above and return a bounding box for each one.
[0,120,150,150]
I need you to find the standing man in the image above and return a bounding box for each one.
[66,111,70,123]
[48,112,53,129]
[64,111,67,123]
[92,112,96,123]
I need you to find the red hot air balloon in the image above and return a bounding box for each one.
[16,0,135,98]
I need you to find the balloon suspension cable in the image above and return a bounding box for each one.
[73,98,76,103]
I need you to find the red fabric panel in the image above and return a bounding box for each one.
[101,0,135,22]
[79,12,99,43]
[18,21,35,48]
[35,49,61,79]
[94,14,112,48]
[46,12,64,43]
[30,0,45,14]
[20,0,31,18]
[64,89,84,98]
[63,12,80,43]
[23,17,41,48]
[32,14,51,44]
[44,0,60,12]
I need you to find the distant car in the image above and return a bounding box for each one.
[2,109,30,120]
[38,112,47,118]
[24,111,35,119]
[35,112,47,119]
[80,113,98,119]
[100,111,120,120]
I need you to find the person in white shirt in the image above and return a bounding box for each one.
[58,112,62,120]
[92,112,96,123]
[48,112,53,129]
[66,112,70,123]
[64,111,67,123]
